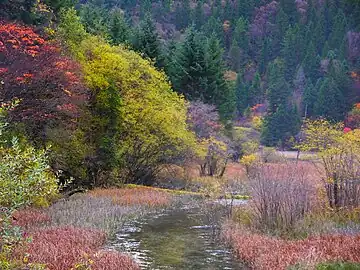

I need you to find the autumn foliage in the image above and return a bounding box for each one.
[0,22,88,141]
[223,223,360,270]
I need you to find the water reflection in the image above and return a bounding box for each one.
[108,205,246,270]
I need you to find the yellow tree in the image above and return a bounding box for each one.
[298,119,360,208]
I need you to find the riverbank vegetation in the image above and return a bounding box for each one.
[1,0,360,269]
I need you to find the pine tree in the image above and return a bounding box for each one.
[175,0,191,29]
[282,25,299,82]
[303,41,320,82]
[315,77,346,121]
[169,27,208,100]
[132,14,162,66]
[193,1,204,29]
[266,58,290,112]
[329,10,347,50]
[312,10,326,54]
[228,39,242,71]
[261,104,300,148]
[108,9,130,45]
[237,0,254,19]
[259,38,271,74]
[249,72,262,105]
[205,34,236,120]
[303,79,316,118]
[233,17,249,58]
[235,74,249,116]
[279,0,298,25]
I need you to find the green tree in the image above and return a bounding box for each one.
[108,9,130,45]
[205,34,236,120]
[282,25,299,81]
[266,58,290,112]
[132,14,162,67]
[303,79,317,118]
[249,72,263,105]
[169,27,207,100]
[261,104,300,147]
[315,77,346,121]
[329,10,347,50]
[303,41,320,82]
[235,74,249,116]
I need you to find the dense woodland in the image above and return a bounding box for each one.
[0,0,359,187]
[2,1,360,269]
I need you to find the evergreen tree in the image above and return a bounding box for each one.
[237,0,254,19]
[279,0,298,25]
[303,79,317,118]
[261,104,300,148]
[193,1,204,29]
[235,74,249,116]
[259,38,271,74]
[79,3,109,36]
[132,14,162,66]
[261,58,300,146]
[228,39,242,71]
[282,25,299,82]
[169,27,208,100]
[249,72,262,105]
[266,58,290,112]
[312,10,326,54]
[108,9,130,45]
[205,34,236,120]
[315,77,346,121]
[303,41,320,82]
[175,0,191,29]
[329,10,347,50]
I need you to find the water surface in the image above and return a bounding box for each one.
[108,204,246,270]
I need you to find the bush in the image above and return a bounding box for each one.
[247,163,315,234]
[0,102,58,208]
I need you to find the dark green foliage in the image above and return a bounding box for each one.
[261,58,300,146]
[266,58,290,112]
[303,79,317,118]
[303,41,320,82]
[0,0,37,24]
[108,9,130,45]
[169,27,208,100]
[282,25,299,81]
[315,78,345,121]
[261,105,300,147]
[235,74,249,116]
[132,14,162,66]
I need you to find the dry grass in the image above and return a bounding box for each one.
[223,222,360,270]
[89,187,171,207]
[8,186,174,270]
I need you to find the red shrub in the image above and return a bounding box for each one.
[223,222,360,270]
[0,22,89,140]
[12,208,51,228]
[28,226,106,270]
[92,251,140,270]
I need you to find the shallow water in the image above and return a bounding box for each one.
[107,204,246,270]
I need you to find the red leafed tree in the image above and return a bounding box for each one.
[0,22,89,143]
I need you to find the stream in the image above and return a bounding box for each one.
[107,201,247,270]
